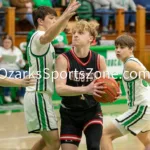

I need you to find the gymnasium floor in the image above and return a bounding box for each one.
[0,103,145,150]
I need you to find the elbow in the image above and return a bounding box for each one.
[55,84,64,96]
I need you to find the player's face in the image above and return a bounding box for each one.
[3,39,12,49]
[115,45,133,62]
[72,30,93,47]
[42,14,56,30]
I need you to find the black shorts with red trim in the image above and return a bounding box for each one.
[60,104,103,146]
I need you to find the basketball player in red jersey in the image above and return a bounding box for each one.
[55,20,109,150]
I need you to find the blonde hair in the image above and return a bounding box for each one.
[72,20,99,40]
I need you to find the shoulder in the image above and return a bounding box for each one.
[30,31,45,43]
[56,54,68,69]
[57,53,68,63]
[32,31,45,39]
[97,54,105,62]
[99,54,105,60]
[125,60,141,71]
[125,57,141,66]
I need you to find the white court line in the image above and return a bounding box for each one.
[0,135,41,141]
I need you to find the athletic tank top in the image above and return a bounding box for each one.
[26,31,55,95]
[61,49,101,110]
[123,57,150,108]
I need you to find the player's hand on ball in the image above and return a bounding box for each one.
[115,91,121,99]
[86,80,106,97]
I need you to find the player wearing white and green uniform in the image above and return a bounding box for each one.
[114,57,150,135]
[23,4,80,150]
[123,57,150,108]
[101,34,150,150]
[24,30,57,133]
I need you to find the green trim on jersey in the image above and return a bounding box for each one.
[142,80,149,87]
[127,81,135,107]
[31,44,50,58]
[27,46,32,67]
[123,76,138,82]
[36,57,47,91]
[39,57,44,91]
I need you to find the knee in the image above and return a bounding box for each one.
[55,139,60,150]
[46,138,60,150]
[138,133,150,148]
[143,136,150,147]
[87,143,100,150]
[102,130,115,141]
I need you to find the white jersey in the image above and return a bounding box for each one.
[122,57,150,108]
[26,30,55,95]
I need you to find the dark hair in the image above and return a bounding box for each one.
[2,35,14,50]
[33,6,57,28]
[115,34,136,49]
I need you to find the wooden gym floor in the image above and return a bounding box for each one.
[0,104,146,150]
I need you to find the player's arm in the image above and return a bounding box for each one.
[55,55,105,97]
[125,61,150,82]
[0,75,35,87]
[99,55,121,97]
[40,1,80,44]
[99,55,108,77]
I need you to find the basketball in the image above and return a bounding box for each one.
[93,77,120,103]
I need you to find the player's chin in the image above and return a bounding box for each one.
[72,41,79,45]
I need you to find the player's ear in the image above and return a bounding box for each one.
[131,46,134,52]
[89,36,94,43]
[37,18,44,26]
[130,46,134,53]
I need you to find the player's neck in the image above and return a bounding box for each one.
[37,26,46,31]
[73,47,90,58]
[123,55,134,63]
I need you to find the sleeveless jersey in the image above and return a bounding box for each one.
[61,49,101,110]
[122,57,150,108]
[26,31,55,95]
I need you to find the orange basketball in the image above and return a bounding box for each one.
[93,77,120,103]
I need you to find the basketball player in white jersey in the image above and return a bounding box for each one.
[101,34,150,150]
[23,1,80,150]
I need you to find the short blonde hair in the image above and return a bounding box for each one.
[72,20,99,40]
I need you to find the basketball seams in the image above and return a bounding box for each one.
[93,77,119,103]
[105,78,119,95]
[105,89,116,102]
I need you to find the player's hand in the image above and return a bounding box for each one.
[114,91,121,100]
[86,80,106,97]
[20,75,36,87]
[63,0,81,19]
